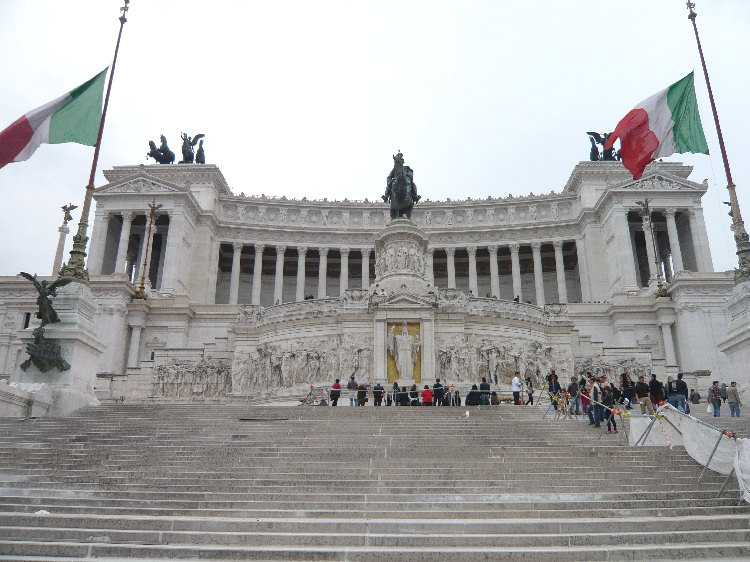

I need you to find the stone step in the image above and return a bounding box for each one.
[1,539,749,561]
[0,526,748,548]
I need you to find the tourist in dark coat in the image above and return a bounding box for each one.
[466,384,481,406]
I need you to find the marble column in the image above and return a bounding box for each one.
[251,244,264,305]
[318,247,328,298]
[510,243,522,301]
[161,212,187,292]
[114,212,135,274]
[52,223,70,276]
[229,242,243,304]
[446,248,456,289]
[208,240,221,304]
[531,242,545,306]
[467,246,478,296]
[273,245,286,304]
[575,236,590,302]
[689,208,714,272]
[660,322,677,365]
[553,240,568,303]
[641,215,659,283]
[361,248,370,289]
[87,211,110,275]
[614,208,638,290]
[339,248,350,295]
[137,216,158,291]
[127,325,143,369]
[488,245,500,298]
[664,209,684,272]
[426,248,435,286]
[296,246,307,301]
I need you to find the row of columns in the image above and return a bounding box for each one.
[631,207,711,287]
[438,240,576,305]
[225,245,372,305]
[223,240,581,306]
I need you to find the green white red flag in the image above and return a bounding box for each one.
[0,69,107,171]
[605,72,709,179]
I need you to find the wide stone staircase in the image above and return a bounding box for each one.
[0,402,748,561]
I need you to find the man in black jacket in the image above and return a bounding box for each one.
[432,379,445,407]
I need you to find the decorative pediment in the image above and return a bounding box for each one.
[96,175,184,195]
[614,172,706,192]
[371,287,437,309]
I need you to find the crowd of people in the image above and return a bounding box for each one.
[324,372,743,420]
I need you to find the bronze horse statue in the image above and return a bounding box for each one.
[382,151,420,219]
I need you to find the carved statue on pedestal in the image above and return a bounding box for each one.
[382,151,421,219]
[18,272,73,372]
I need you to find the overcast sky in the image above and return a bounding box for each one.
[0,0,748,276]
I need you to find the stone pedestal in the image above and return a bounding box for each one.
[371,219,436,385]
[719,281,750,388]
[11,283,103,416]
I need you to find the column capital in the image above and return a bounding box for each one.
[319,247,329,257]
[664,208,677,218]
[487,245,498,254]
[467,246,477,256]
[298,246,308,256]
[530,241,542,251]
[276,245,287,254]
[232,241,244,252]
[255,243,265,253]
[122,211,137,222]
[509,242,520,254]
[445,247,456,256]
[340,247,350,256]
[361,247,371,256]
[552,240,564,250]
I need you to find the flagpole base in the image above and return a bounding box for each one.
[59,231,90,282]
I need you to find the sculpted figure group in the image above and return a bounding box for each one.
[438,337,571,388]
[152,359,232,400]
[146,132,206,165]
[231,337,372,395]
[375,243,425,278]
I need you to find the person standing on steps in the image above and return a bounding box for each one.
[708,381,722,417]
[432,378,445,407]
[589,376,602,428]
[727,381,742,417]
[373,382,384,407]
[648,373,665,408]
[567,376,580,415]
[720,383,728,404]
[466,384,481,406]
[479,377,491,406]
[421,385,433,406]
[511,372,522,405]
[330,379,341,407]
[347,375,358,407]
[524,374,534,406]
[602,383,618,433]
[674,373,689,413]
[635,375,652,415]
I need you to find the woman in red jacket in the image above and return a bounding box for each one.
[421,385,433,406]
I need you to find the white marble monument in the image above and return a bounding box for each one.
[0,159,742,413]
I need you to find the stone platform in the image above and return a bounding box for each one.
[0,403,748,560]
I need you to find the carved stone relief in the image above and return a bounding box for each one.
[152,358,232,400]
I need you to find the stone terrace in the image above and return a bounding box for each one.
[0,404,748,561]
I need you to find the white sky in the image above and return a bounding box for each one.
[0,0,748,276]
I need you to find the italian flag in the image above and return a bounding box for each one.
[0,69,107,170]
[605,72,709,179]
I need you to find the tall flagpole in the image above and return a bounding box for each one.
[60,0,130,280]
[686,1,750,282]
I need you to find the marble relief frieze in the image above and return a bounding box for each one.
[217,197,577,231]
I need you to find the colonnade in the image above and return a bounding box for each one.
[626,207,712,288]
[217,239,584,306]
